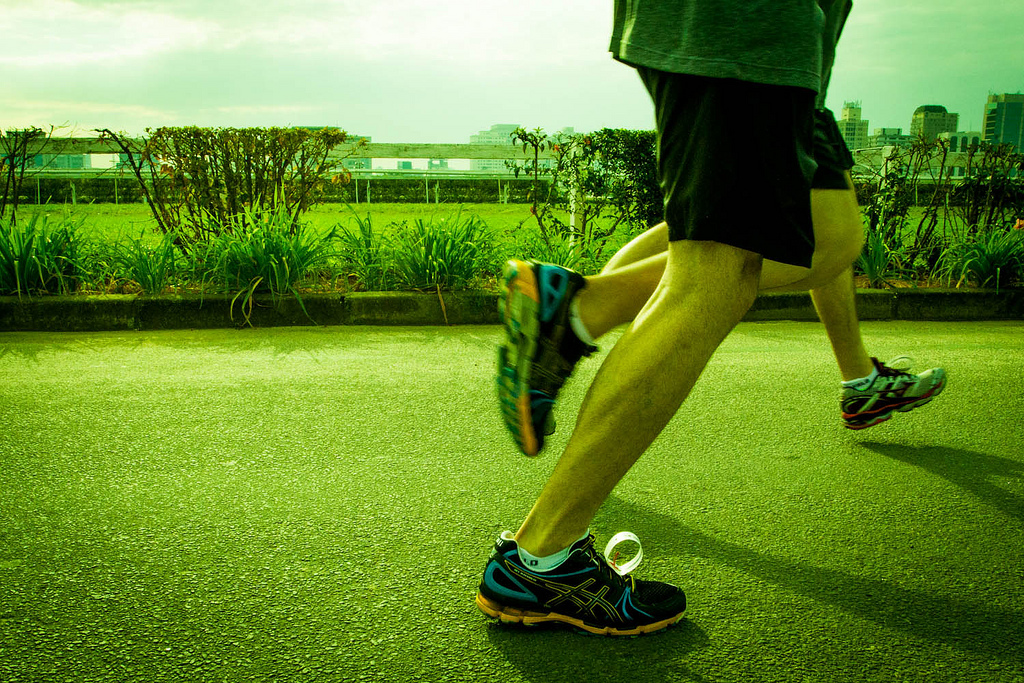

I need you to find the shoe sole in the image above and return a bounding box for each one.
[476,592,684,636]
[497,260,542,456]
[843,374,947,430]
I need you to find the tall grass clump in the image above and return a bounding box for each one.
[204,203,337,322]
[112,231,179,295]
[0,213,84,295]
[937,227,1024,289]
[391,211,491,290]
[855,228,906,289]
[337,212,396,291]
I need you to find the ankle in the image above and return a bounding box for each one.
[515,524,589,559]
[839,354,875,382]
[569,292,596,345]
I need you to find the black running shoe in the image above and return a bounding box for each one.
[496,260,596,456]
[842,356,947,430]
[476,531,686,636]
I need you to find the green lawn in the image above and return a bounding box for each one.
[31,202,584,246]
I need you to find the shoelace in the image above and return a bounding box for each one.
[878,355,915,378]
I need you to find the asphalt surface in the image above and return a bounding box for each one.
[1,321,1022,682]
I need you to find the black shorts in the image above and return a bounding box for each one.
[639,68,854,268]
[811,107,856,190]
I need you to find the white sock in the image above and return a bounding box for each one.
[842,365,879,391]
[517,530,590,572]
[568,298,595,345]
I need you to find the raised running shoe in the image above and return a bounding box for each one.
[476,531,686,636]
[496,260,596,456]
[842,356,947,430]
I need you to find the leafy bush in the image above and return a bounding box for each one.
[100,126,358,249]
[0,213,84,295]
[506,126,660,266]
[391,211,491,290]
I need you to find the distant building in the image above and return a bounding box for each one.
[32,154,91,170]
[939,131,984,177]
[910,105,959,142]
[983,93,1024,151]
[469,124,521,172]
[342,134,372,171]
[293,127,371,170]
[838,102,870,151]
[869,127,915,148]
[939,131,983,153]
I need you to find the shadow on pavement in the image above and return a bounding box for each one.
[485,616,712,683]
[598,495,1024,661]
[860,441,1024,523]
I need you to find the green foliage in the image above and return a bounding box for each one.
[855,138,1024,286]
[937,226,1024,289]
[506,126,661,266]
[202,202,338,323]
[949,144,1024,233]
[588,128,661,230]
[0,212,83,295]
[337,212,397,291]
[855,228,905,289]
[112,231,178,295]
[502,221,637,276]
[391,211,491,290]
[512,227,581,270]
[99,126,358,250]
[1,128,54,224]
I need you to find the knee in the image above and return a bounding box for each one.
[816,217,864,271]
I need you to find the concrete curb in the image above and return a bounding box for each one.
[1,289,1022,332]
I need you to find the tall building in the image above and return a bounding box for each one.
[983,93,1024,151]
[910,105,959,141]
[469,124,521,171]
[869,127,914,148]
[838,102,870,151]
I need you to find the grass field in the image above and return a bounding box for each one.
[32,201,958,244]
[31,202,578,246]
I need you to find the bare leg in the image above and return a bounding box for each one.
[810,266,874,380]
[516,240,762,556]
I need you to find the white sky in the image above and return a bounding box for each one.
[2,0,1022,143]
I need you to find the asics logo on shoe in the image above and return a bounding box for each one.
[500,559,625,622]
[538,268,570,323]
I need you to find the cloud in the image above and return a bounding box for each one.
[0,0,218,67]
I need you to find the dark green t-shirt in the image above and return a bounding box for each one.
[609,0,852,99]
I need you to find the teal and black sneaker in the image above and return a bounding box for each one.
[497,260,596,456]
[476,531,686,636]
[842,356,947,430]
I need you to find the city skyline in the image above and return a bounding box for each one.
[2,0,1022,143]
